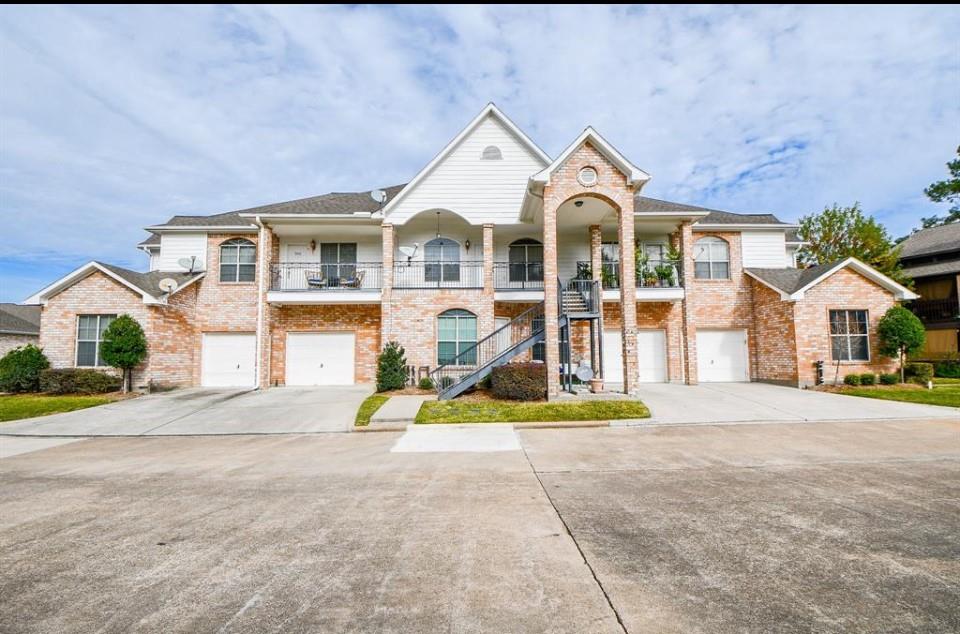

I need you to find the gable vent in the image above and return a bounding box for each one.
[481,145,503,160]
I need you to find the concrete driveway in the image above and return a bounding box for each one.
[0,385,373,436]
[635,382,959,424]
[1,418,958,632]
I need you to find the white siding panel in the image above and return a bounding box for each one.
[741,231,787,268]
[389,115,546,225]
[148,251,160,272]
[159,233,207,272]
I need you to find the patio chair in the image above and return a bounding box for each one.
[344,270,365,289]
[304,271,326,289]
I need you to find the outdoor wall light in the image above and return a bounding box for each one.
[574,200,584,207]
[465,239,471,252]
[309,239,316,251]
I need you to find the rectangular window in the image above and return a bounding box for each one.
[437,312,477,365]
[320,243,358,282]
[829,310,869,361]
[76,314,116,367]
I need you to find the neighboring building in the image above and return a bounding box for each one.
[899,223,960,359]
[26,104,916,396]
[0,303,41,356]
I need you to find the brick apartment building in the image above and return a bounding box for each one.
[26,104,917,399]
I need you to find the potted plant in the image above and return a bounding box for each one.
[654,263,675,287]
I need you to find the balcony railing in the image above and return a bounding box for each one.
[393,261,484,289]
[575,259,684,289]
[909,298,960,323]
[493,261,545,290]
[270,262,382,291]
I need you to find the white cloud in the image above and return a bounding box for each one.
[0,4,957,294]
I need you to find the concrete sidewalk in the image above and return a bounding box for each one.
[368,395,431,428]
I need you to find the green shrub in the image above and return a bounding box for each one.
[418,377,435,390]
[376,341,407,392]
[904,362,934,385]
[0,344,50,393]
[843,374,861,386]
[877,306,926,382]
[491,363,547,401]
[859,373,876,385]
[934,360,960,378]
[39,368,122,394]
[99,314,147,393]
[879,373,899,385]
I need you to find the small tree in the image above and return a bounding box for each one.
[99,314,147,393]
[921,145,960,228]
[877,306,926,383]
[0,344,50,393]
[376,341,407,392]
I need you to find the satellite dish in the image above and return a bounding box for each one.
[398,244,418,259]
[177,256,198,272]
[575,365,595,382]
[158,278,179,293]
[370,189,387,204]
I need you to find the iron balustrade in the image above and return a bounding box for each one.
[576,258,684,289]
[270,262,382,291]
[393,261,484,289]
[493,261,545,290]
[909,298,960,323]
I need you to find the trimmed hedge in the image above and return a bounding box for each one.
[491,363,546,401]
[418,377,434,390]
[859,373,876,386]
[904,362,934,385]
[843,374,861,386]
[934,360,960,378]
[879,373,899,385]
[39,368,122,394]
[0,344,50,393]
[376,341,407,392]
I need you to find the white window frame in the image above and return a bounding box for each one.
[694,237,730,280]
[829,309,871,362]
[75,314,117,367]
[219,238,256,283]
[437,309,477,366]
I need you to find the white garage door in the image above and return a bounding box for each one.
[201,333,256,387]
[603,329,668,383]
[697,329,748,382]
[286,332,355,386]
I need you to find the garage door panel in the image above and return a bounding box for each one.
[603,329,667,384]
[201,333,256,387]
[286,332,355,386]
[697,330,748,382]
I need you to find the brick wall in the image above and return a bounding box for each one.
[0,334,39,357]
[269,304,381,385]
[792,267,897,385]
[750,281,799,385]
[147,282,198,388]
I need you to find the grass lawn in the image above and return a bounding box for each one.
[0,393,118,422]
[836,379,960,408]
[415,399,650,424]
[354,394,389,426]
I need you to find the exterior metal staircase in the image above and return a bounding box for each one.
[430,278,601,400]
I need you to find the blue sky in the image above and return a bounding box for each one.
[1,4,958,302]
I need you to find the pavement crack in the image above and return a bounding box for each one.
[519,442,629,634]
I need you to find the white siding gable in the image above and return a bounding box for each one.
[148,250,160,271]
[388,115,547,225]
[741,231,787,268]
[159,233,207,272]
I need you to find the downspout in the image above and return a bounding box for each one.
[254,215,266,390]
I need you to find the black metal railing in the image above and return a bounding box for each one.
[559,278,600,315]
[393,261,484,289]
[429,301,545,396]
[493,261,545,290]
[271,262,382,291]
[909,298,960,323]
[575,258,684,289]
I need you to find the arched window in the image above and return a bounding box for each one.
[219,238,256,282]
[424,237,460,283]
[437,309,477,365]
[481,145,502,160]
[694,237,730,280]
[508,238,544,283]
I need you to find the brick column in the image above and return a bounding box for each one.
[381,223,394,344]
[589,224,605,379]
[617,199,639,394]
[257,223,276,388]
[679,221,698,384]
[542,194,562,399]
[482,224,494,294]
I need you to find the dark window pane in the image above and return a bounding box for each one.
[850,311,868,334]
[221,245,237,264]
[695,262,711,279]
[425,263,441,283]
[437,342,457,365]
[712,262,729,279]
[320,243,338,263]
[339,243,357,263]
[98,315,115,336]
[220,264,237,282]
[77,341,97,366]
[238,246,256,264]
[850,335,869,361]
[458,344,477,365]
[443,263,460,282]
[238,264,256,282]
[509,262,525,282]
[831,337,847,361]
[529,262,544,281]
[78,315,98,340]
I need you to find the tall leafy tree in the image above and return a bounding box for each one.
[797,203,907,284]
[100,314,147,393]
[877,306,926,383]
[921,145,960,228]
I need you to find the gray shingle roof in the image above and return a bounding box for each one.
[150,185,406,228]
[95,263,201,297]
[901,258,960,278]
[634,196,789,225]
[138,232,160,247]
[0,303,41,335]
[746,260,844,295]
[785,228,803,243]
[899,223,960,259]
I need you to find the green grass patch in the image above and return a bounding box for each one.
[934,377,960,385]
[415,399,650,424]
[0,394,117,422]
[354,394,389,426]
[838,383,960,408]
